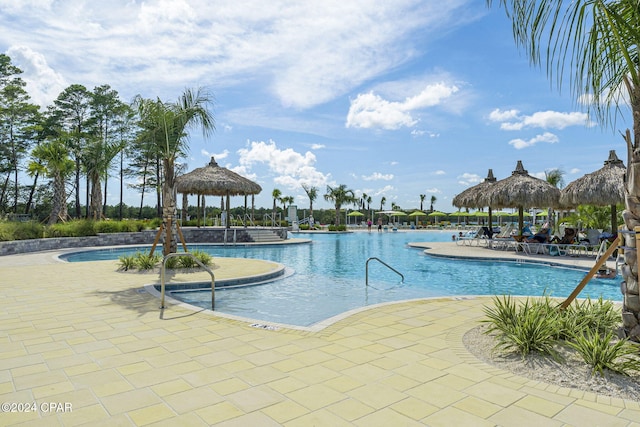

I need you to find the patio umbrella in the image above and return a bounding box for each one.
[175,157,262,228]
[452,169,497,229]
[451,210,470,226]
[485,160,560,234]
[347,211,364,225]
[409,210,427,226]
[428,211,447,225]
[559,150,625,234]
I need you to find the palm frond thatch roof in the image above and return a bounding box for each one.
[175,157,262,196]
[486,161,560,209]
[559,150,625,207]
[452,169,496,208]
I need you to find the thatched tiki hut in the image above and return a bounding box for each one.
[560,150,625,234]
[175,157,262,231]
[452,169,497,229]
[485,161,560,234]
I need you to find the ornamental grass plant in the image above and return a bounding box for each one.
[483,294,640,377]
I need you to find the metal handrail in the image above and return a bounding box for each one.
[366,257,404,286]
[160,252,216,309]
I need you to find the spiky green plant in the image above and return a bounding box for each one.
[558,297,620,340]
[117,254,137,271]
[191,250,212,266]
[134,252,161,270]
[568,330,640,377]
[483,295,560,358]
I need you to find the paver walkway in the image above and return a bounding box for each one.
[1,243,639,426]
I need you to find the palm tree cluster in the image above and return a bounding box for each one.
[0,53,215,240]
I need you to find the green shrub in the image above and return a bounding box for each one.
[483,294,640,377]
[164,256,179,269]
[177,254,198,268]
[94,221,122,234]
[483,295,560,359]
[558,297,620,340]
[192,250,212,266]
[45,220,96,237]
[568,330,640,377]
[0,221,45,241]
[134,252,161,270]
[117,254,137,271]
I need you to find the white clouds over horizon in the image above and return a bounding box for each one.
[237,139,330,191]
[345,82,460,130]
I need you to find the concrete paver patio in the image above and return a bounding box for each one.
[1,242,639,426]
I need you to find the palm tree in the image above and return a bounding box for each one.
[281,195,294,221]
[488,0,640,341]
[83,138,125,220]
[271,188,281,226]
[301,184,317,219]
[134,87,215,255]
[324,184,358,226]
[366,195,372,219]
[28,138,75,225]
[544,168,565,232]
[430,195,437,212]
[380,196,386,212]
[420,194,426,211]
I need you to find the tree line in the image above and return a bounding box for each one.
[0,53,214,226]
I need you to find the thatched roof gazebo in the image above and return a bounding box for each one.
[560,150,625,233]
[175,157,262,228]
[486,161,560,234]
[452,169,497,228]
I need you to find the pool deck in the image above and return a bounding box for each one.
[1,240,639,426]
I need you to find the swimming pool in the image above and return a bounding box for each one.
[62,231,622,327]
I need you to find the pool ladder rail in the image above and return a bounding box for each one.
[160,252,216,310]
[365,257,405,286]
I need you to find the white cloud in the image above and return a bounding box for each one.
[201,149,229,160]
[457,173,481,186]
[346,82,460,130]
[570,167,580,174]
[489,108,519,122]
[0,1,474,108]
[508,132,559,149]
[362,172,394,181]
[237,139,330,190]
[425,188,441,194]
[433,170,446,176]
[490,108,589,131]
[6,45,66,107]
[310,143,325,150]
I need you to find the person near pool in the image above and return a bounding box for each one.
[525,227,550,243]
[367,218,372,232]
[377,217,383,232]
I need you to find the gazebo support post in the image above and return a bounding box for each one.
[226,192,231,229]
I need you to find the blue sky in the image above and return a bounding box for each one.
[0,0,629,212]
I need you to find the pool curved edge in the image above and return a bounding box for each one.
[143,283,492,333]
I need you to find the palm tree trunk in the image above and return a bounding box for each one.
[161,158,177,255]
[622,127,640,342]
[25,170,39,215]
[50,173,67,225]
[90,175,102,221]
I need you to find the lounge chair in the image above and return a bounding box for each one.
[489,224,517,250]
[455,227,489,246]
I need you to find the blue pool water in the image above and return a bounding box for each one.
[62,231,621,326]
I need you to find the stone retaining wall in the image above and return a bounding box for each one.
[0,227,288,256]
